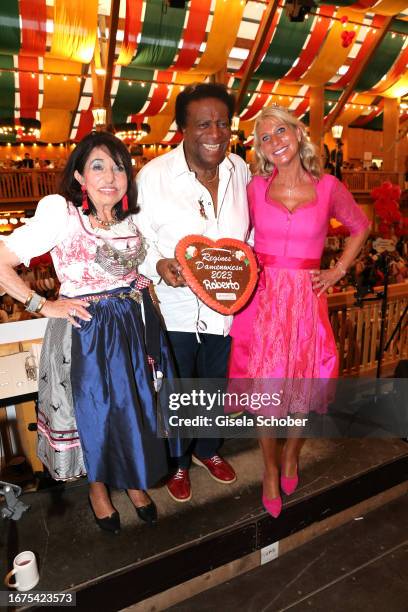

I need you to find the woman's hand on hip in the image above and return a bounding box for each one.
[40,299,92,328]
[309,268,344,297]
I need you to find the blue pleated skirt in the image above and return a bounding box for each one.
[38,283,185,489]
[70,285,186,489]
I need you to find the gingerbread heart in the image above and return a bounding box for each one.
[175,235,258,315]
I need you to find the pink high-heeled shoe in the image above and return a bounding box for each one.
[262,495,282,518]
[280,472,299,496]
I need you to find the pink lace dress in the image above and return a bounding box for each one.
[228,174,369,415]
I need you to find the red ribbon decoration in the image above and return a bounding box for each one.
[162,132,183,145]
[118,0,143,65]
[172,0,211,70]
[18,0,47,126]
[130,70,173,119]
[335,15,386,87]
[75,105,95,141]
[20,0,47,56]
[293,94,310,119]
[18,57,39,119]
[240,82,274,122]
[352,100,384,128]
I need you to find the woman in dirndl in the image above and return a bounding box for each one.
[0,131,176,534]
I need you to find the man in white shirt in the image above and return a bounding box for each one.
[137,83,250,502]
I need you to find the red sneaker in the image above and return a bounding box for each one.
[166,469,192,502]
[192,455,237,484]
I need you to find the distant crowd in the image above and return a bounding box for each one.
[0,153,66,170]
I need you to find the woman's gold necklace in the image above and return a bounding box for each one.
[92,212,120,228]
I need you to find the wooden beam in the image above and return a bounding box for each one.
[90,0,120,129]
[383,97,399,171]
[309,86,324,152]
[325,17,392,132]
[103,0,120,125]
[214,66,228,85]
[235,0,280,112]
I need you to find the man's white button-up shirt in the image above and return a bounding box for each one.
[136,144,250,335]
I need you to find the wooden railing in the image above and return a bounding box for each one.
[0,168,140,204]
[0,285,406,379]
[342,171,404,193]
[0,285,407,473]
[328,282,408,376]
[0,169,62,203]
[0,168,405,204]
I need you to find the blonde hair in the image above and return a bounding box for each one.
[253,105,322,179]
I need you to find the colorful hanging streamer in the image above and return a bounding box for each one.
[0,0,20,55]
[334,14,386,89]
[364,1,408,16]
[239,82,274,121]
[194,0,245,75]
[19,0,47,56]
[117,0,143,66]
[381,68,408,98]
[112,67,154,124]
[131,0,186,69]
[355,31,405,92]
[351,100,384,127]
[300,8,362,87]
[236,5,279,79]
[141,85,182,144]
[40,108,73,142]
[75,105,94,141]
[131,71,173,120]
[0,55,15,119]
[49,0,98,63]
[283,6,335,82]
[255,10,313,80]
[18,57,40,118]
[41,59,82,141]
[162,130,183,145]
[371,42,408,94]
[334,93,377,126]
[171,0,211,70]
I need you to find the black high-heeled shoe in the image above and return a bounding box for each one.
[127,492,158,525]
[88,497,120,534]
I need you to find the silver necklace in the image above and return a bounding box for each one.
[279,172,307,198]
[287,183,297,199]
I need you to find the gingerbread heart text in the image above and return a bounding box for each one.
[175,236,258,315]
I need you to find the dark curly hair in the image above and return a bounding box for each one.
[175,82,235,131]
[58,131,137,220]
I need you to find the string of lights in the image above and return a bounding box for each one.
[0,66,397,113]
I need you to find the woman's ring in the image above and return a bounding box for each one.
[69,308,76,317]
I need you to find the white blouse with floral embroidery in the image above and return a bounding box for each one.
[1,194,144,297]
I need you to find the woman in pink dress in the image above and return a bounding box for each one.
[229,106,370,518]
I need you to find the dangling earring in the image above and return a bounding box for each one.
[122,194,128,212]
[81,184,89,212]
